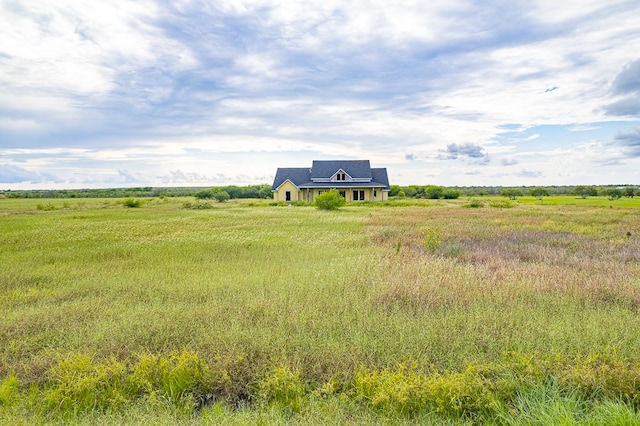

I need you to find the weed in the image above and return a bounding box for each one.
[257,365,306,413]
[0,375,20,407]
[422,227,441,252]
[36,202,56,211]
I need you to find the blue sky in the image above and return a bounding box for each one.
[1,0,639,189]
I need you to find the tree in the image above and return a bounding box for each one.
[529,187,549,202]
[315,189,346,210]
[213,191,230,202]
[604,188,623,200]
[441,188,460,199]
[424,185,443,199]
[500,188,523,200]
[195,189,215,199]
[624,186,636,198]
[573,186,597,199]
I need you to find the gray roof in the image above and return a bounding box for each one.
[271,167,310,191]
[371,168,390,189]
[310,160,372,180]
[272,160,390,191]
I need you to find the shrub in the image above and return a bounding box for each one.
[464,199,485,208]
[183,200,212,209]
[315,189,346,210]
[441,189,460,199]
[213,191,230,203]
[195,189,215,199]
[489,200,515,208]
[122,197,142,208]
[36,203,56,211]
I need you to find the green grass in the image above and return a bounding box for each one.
[1,196,640,423]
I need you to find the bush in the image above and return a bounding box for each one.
[213,191,230,203]
[464,199,485,208]
[441,189,460,199]
[182,200,212,209]
[195,189,215,199]
[36,203,56,211]
[122,198,142,208]
[315,189,346,210]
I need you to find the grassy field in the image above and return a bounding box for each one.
[2,196,640,424]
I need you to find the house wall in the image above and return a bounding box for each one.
[273,181,303,202]
[275,185,389,202]
[310,187,388,202]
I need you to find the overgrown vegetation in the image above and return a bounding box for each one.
[2,196,640,423]
[314,188,346,210]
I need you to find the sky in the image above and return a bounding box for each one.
[1,0,640,190]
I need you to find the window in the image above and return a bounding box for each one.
[336,172,347,181]
[285,191,291,201]
[374,190,377,198]
[359,190,365,200]
[339,191,346,198]
[353,190,359,200]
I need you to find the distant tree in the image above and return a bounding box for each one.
[195,189,215,199]
[573,186,597,199]
[424,185,444,199]
[315,189,346,210]
[389,185,401,197]
[605,188,623,200]
[624,186,636,198]
[529,187,549,202]
[500,188,523,200]
[213,191,230,202]
[441,188,460,199]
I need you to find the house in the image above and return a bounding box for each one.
[272,160,390,203]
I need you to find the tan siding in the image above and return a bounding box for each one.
[274,181,300,202]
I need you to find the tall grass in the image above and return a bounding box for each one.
[1,197,640,422]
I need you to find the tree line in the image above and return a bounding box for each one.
[388,185,638,199]
[0,185,274,199]
[2,184,637,200]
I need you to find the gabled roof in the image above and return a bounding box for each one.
[272,160,389,191]
[310,160,372,180]
[271,167,310,191]
[371,168,390,190]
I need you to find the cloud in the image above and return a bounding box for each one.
[604,97,640,117]
[501,158,518,166]
[611,59,640,95]
[604,58,640,117]
[516,169,543,178]
[117,169,144,184]
[613,126,640,157]
[0,164,63,184]
[405,153,417,161]
[439,143,489,164]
